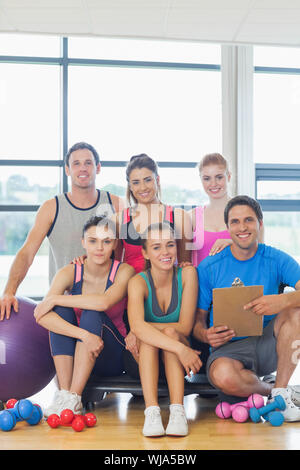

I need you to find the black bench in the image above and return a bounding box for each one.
[81,337,215,410]
[82,372,217,410]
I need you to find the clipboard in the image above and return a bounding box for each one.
[213,283,264,337]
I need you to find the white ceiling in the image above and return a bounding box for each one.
[1,0,300,47]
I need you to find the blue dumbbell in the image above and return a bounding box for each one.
[26,405,43,426]
[0,410,16,432]
[9,407,22,423]
[249,395,286,423]
[14,399,34,420]
[265,411,284,427]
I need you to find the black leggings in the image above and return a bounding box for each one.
[50,306,125,377]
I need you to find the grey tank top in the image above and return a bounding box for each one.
[47,190,115,283]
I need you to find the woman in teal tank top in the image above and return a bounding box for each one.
[127,222,202,438]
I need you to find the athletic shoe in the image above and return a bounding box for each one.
[63,392,83,415]
[270,388,300,422]
[288,385,300,407]
[262,374,276,385]
[165,404,188,437]
[43,389,70,418]
[142,406,165,437]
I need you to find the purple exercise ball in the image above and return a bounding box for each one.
[0,296,55,402]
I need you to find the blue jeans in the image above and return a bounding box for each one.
[50,306,125,377]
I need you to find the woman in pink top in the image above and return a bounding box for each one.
[191,153,233,266]
[191,153,263,266]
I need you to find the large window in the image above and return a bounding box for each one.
[263,212,300,261]
[0,64,61,160]
[254,46,300,262]
[0,33,61,57]
[0,166,60,205]
[0,34,221,298]
[69,66,221,165]
[69,65,221,206]
[0,212,49,298]
[3,37,300,300]
[253,72,300,165]
[68,36,221,63]
[68,38,222,206]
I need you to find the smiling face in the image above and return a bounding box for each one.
[227,205,263,258]
[82,224,117,265]
[142,228,177,271]
[65,148,100,189]
[200,164,230,200]
[128,167,160,205]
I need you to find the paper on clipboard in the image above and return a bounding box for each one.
[213,285,264,336]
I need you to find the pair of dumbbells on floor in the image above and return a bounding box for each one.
[216,393,285,426]
[0,399,43,431]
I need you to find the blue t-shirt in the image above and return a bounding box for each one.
[197,244,300,340]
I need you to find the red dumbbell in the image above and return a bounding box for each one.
[84,412,97,427]
[47,414,61,428]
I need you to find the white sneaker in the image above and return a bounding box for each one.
[270,388,300,422]
[44,389,70,418]
[143,406,165,437]
[288,385,300,407]
[166,404,188,437]
[63,392,83,415]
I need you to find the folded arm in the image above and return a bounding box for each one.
[35,263,135,320]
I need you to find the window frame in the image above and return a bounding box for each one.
[0,36,221,211]
[0,36,221,298]
[255,163,300,212]
[254,61,300,213]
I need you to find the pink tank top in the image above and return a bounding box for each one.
[192,206,231,266]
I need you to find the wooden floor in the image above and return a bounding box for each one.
[2,379,300,451]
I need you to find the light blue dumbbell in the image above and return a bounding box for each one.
[249,395,286,423]
[265,411,284,427]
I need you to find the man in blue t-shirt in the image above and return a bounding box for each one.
[193,195,300,421]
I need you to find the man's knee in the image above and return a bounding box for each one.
[209,357,243,393]
[276,308,300,336]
